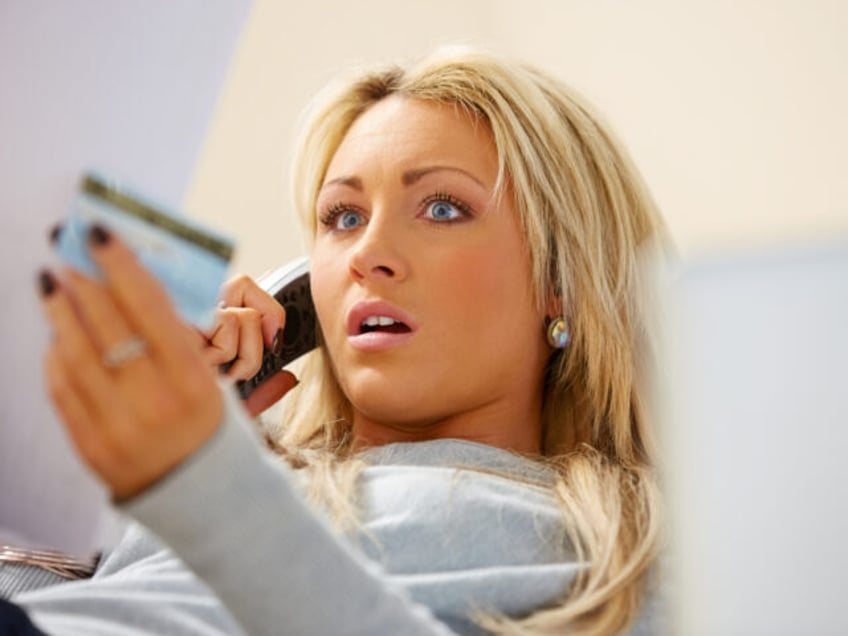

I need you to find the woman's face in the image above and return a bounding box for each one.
[311,96,551,450]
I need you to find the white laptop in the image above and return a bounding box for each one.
[0,1,251,554]
[659,240,848,634]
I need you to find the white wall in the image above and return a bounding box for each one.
[186,0,848,276]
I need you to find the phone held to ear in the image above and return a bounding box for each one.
[229,257,318,400]
[55,171,316,401]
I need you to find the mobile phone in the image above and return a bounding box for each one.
[230,257,318,400]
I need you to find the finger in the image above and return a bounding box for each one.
[221,274,286,347]
[84,224,195,368]
[44,347,105,473]
[38,270,114,409]
[185,324,210,354]
[219,308,264,379]
[244,370,298,418]
[63,269,156,377]
[201,310,241,366]
[201,308,264,373]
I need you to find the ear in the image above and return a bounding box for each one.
[541,263,566,320]
[544,289,563,321]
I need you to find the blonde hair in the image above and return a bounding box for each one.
[273,46,664,635]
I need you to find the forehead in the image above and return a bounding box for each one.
[325,96,498,183]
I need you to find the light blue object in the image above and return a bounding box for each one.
[56,173,235,329]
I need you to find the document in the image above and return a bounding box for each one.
[0,1,251,555]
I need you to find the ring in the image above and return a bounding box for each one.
[102,336,148,369]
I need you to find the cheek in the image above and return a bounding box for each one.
[434,241,534,333]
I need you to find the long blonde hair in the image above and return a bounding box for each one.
[273,46,664,635]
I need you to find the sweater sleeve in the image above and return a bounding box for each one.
[119,386,458,636]
[14,522,244,636]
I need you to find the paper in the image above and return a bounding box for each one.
[0,0,251,555]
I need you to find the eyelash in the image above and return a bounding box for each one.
[318,202,359,229]
[421,192,473,219]
[317,192,474,229]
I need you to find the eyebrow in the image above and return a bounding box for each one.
[401,166,485,188]
[320,165,485,192]
[321,175,364,191]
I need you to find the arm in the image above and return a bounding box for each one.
[15,428,457,636]
[36,228,456,635]
[121,387,457,636]
[14,523,244,636]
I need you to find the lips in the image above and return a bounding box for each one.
[346,300,418,351]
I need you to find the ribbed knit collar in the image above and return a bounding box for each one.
[357,438,556,485]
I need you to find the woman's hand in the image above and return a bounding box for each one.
[38,224,292,500]
[198,273,298,417]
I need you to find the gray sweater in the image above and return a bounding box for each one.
[9,388,664,634]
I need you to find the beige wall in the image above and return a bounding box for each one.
[186,0,848,276]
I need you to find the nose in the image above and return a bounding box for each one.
[348,212,407,283]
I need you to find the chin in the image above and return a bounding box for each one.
[348,388,422,424]
[341,373,438,427]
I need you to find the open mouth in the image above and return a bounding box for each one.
[346,301,418,350]
[359,316,412,335]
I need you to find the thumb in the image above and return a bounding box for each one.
[243,370,298,418]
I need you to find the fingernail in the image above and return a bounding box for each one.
[48,223,63,245]
[271,327,285,356]
[38,269,57,297]
[88,223,111,246]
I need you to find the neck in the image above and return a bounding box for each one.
[350,399,543,455]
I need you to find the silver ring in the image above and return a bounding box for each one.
[102,336,147,369]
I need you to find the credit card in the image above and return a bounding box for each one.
[55,172,235,328]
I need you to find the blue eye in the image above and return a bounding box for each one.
[426,200,462,221]
[337,210,364,230]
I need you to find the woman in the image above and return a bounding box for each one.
[11,47,665,634]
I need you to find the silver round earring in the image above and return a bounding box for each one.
[546,316,569,349]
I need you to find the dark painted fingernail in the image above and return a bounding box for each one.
[38,269,57,296]
[271,327,285,356]
[48,223,63,245]
[88,223,111,246]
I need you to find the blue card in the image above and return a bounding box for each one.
[55,172,235,328]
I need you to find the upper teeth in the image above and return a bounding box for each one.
[362,316,398,327]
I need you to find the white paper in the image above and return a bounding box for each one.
[0,0,251,555]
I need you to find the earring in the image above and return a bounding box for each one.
[546,316,569,349]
